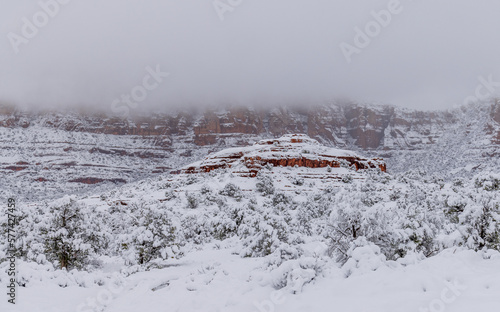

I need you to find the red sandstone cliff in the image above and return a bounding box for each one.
[178,134,386,178]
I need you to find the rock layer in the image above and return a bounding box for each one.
[179,134,386,177]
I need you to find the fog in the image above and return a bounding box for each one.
[1,0,500,113]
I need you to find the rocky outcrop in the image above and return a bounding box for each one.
[68,177,127,184]
[4,166,28,171]
[492,100,500,124]
[178,134,386,177]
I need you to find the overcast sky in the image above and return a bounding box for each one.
[1,0,500,112]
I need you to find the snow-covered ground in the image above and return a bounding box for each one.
[1,132,499,312]
[2,245,499,312]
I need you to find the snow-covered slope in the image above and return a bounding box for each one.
[1,134,499,311]
[1,100,499,201]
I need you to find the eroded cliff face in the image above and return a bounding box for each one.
[492,100,500,123]
[0,102,469,150]
[491,101,500,144]
[189,104,462,150]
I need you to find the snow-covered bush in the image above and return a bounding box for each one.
[181,212,213,245]
[327,176,445,263]
[200,185,212,195]
[326,186,366,263]
[297,193,332,235]
[241,200,293,257]
[219,183,243,201]
[271,257,325,293]
[256,173,275,196]
[210,204,241,240]
[291,177,304,186]
[40,197,106,270]
[444,174,500,251]
[164,190,176,201]
[341,237,388,278]
[185,191,199,209]
[186,175,199,185]
[118,202,180,265]
[474,173,500,191]
[272,192,292,206]
[341,174,353,184]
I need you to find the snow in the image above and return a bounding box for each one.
[2,247,500,312]
[1,103,499,311]
[1,166,499,311]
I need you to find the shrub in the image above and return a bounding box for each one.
[119,202,180,265]
[241,201,292,257]
[185,192,199,209]
[219,183,243,201]
[256,173,275,196]
[444,174,500,251]
[41,198,106,270]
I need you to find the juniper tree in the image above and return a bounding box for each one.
[41,198,104,270]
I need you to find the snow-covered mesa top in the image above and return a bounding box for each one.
[179,134,386,177]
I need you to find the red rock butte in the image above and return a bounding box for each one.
[176,134,386,177]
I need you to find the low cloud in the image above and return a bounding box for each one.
[1,0,500,112]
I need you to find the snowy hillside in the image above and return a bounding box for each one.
[1,135,499,311]
[1,101,499,202]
